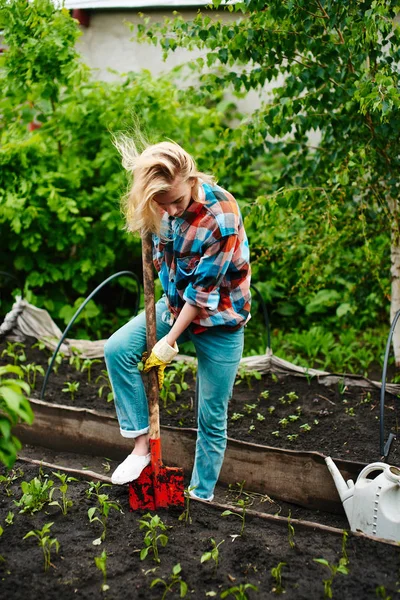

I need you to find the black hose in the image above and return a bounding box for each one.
[379,309,400,459]
[40,271,141,400]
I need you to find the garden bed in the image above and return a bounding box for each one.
[1,460,399,600]
[2,338,399,466]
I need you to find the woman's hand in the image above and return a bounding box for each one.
[143,336,179,388]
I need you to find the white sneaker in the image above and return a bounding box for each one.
[111,453,151,485]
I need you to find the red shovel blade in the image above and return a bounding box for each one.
[129,439,184,510]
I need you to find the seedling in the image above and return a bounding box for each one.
[94,550,110,592]
[221,498,250,536]
[248,424,256,432]
[271,561,286,594]
[287,434,298,442]
[201,538,224,573]
[88,491,123,545]
[244,403,257,415]
[286,391,298,404]
[221,583,258,599]
[278,418,289,429]
[287,510,295,548]
[300,423,311,433]
[231,413,244,422]
[259,390,270,400]
[160,368,182,407]
[62,380,80,401]
[271,373,279,383]
[295,405,302,416]
[0,467,24,496]
[23,522,60,571]
[140,513,169,563]
[313,419,320,426]
[235,365,262,390]
[313,554,349,598]
[267,406,276,415]
[5,511,14,525]
[288,414,299,422]
[69,347,83,371]
[81,358,101,383]
[256,413,265,422]
[32,340,47,352]
[50,351,65,375]
[272,430,280,437]
[21,363,45,389]
[179,486,196,525]
[96,370,114,403]
[86,480,111,499]
[49,471,78,515]
[15,475,54,514]
[376,585,392,600]
[150,563,188,600]
[1,341,26,365]
[345,406,355,417]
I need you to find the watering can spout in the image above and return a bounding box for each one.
[325,457,354,520]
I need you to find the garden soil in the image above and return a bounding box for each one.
[1,462,399,600]
[2,338,398,466]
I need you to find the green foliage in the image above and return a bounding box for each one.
[271,562,286,595]
[23,522,59,572]
[201,538,225,573]
[49,471,77,515]
[139,512,169,563]
[220,583,258,600]
[15,475,54,514]
[150,563,188,600]
[133,0,400,358]
[0,0,241,339]
[0,365,34,468]
[87,488,123,545]
[94,550,110,593]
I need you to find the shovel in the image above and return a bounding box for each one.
[129,232,185,510]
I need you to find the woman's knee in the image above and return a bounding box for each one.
[104,328,141,366]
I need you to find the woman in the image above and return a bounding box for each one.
[104,140,251,501]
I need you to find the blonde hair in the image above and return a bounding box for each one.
[114,135,215,234]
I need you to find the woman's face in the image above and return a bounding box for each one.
[153,176,195,218]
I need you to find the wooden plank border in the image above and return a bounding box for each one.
[14,398,366,513]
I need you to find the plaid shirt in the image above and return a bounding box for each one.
[152,182,251,333]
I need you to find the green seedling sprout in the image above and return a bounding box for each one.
[313,554,349,598]
[272,430,280,437]
[287,510,295,548]
[235,365,262,390]
[376,585,392,600]
[278,418,289,429]
[244,403,257,414]
[0,467,24,497]
[267,406,276,415]
[62,380,80,401]
[201,538,224,574]
[300,423,311,433]
[1,341,26,365]
[32,340,47,352]
[49,351,65,375]
[23,522,60,571]
[221,498,250,536]
[21,363,45,390]
[86,480,111,498]
[256,412,265,422]
[231,413,244,422]
[81,358,101,383]
[88,492,123,545]
[221,583,258,599]
[5,511,14,525]
[69,347,83,371]
[96,370,114,403]
[271,561,286,594]
[259,390,270,400]
[286,391,298,404]
[94,550,110,592]
[288,414,299,422]
[49,471,78,515]
[179,486,196,525]
[150,563,188,600]
[0,525,4,562]
[140,513,169,563]
[287,434,298,442]
[271,373,279,383]
[15,475,54,514]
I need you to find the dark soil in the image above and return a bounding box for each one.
[1,461,399,600]
[1,338,399,466]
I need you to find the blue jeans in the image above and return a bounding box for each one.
[104,296,244,500]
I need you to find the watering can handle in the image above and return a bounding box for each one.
[142,231,160,441]
[357,462,388,482]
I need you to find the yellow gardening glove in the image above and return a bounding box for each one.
[142,336,179,389]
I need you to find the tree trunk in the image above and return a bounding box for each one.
[389,195,400,366]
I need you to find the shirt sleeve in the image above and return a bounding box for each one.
[183,233,238,311]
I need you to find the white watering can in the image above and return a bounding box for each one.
[326,457,400,542]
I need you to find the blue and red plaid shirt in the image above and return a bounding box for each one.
[152,182,251,333]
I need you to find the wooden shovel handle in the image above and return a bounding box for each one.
[141,231,160,440]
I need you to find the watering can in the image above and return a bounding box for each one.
[326,457,400,542]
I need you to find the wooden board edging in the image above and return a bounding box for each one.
[14,398,366,513]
